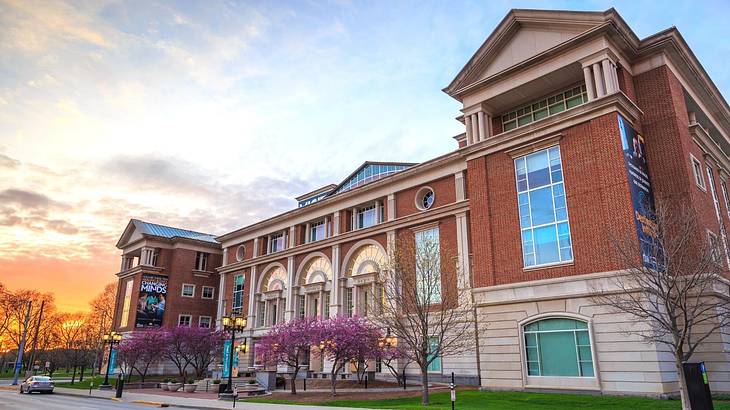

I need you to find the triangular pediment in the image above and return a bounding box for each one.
[116,219,143,249]
[444,9,612,98]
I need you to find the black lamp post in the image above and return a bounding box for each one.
[221,315,247,395]
[100,331,122,388]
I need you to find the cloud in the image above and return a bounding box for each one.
[0,154,20,168]
[0,188,68,210]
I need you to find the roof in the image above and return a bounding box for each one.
[116,219,219,248]
[327,161,416,196]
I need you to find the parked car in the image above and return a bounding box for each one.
[19,376,54,394]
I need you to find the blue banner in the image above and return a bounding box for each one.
[222,340,232,378]
[108,348,118,375]
[618,114,658,269]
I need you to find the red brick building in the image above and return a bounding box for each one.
[111,8,730,396]
[113,220,222,333]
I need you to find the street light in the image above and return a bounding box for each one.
[100,331,122,388]
[221,315,247,395]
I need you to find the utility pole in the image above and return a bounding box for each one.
[12,301,32,385]
[26,300,45,374]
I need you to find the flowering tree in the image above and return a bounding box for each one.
[188,327,226,379]
[317,316,381,396]
[116,339,141,381]
[162,326,195,379]
[119,329,167,382]
[257,317,321,394]
[375,343,411,387]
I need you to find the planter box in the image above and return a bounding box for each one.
[160,383,169,391]
[183,384,197,393]
[167,382,182,392]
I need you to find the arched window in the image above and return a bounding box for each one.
[523,318,594,377]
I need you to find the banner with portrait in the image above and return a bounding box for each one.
[135,274,168,328]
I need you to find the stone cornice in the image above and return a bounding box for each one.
[115,265,165,279]
[217,199,469,274]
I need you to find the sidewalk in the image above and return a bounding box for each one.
[53,386,373,410]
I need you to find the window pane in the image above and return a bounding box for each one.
[527,361,541,376]
[533,108,549,120]
[526,151,550,188]
[580,361,594,377]
[529,187,555,226]
[537,332,579,376]
[549,103,565,115]
[566,95,583,109]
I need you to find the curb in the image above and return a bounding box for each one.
[131,400,170,407]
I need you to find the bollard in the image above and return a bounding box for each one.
[450,372,456,410]
[115,373,124,399]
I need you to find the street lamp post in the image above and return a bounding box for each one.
[221,315,247,396]
[100,331,122,388]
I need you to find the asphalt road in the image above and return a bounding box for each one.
[0,389,157,410]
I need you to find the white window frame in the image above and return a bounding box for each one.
[269,233,284,254]
[178,314,192,327]
[706,166,730,267]
[501,84,588,133]
[414,225,441,304]
[515,145,573,269]
[235,245,246,262]
[691,154,706,191]
[201,286,214,299]
[232,274,244,314]
[198,316,212,328]
[309,220,326,242]
[721,179,730,221]
[356,204,377,229]
[707,230,722,264]
[181,283,195,298]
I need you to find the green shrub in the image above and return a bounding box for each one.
[212,379,221,384]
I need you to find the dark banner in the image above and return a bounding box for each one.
[618,114,658,269]
[135,274,167,328]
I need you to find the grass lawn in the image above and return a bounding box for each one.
[249,390,730,410]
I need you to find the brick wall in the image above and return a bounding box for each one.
[395,175,456,217]
[468,112,636,288]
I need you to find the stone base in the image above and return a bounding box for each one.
[98,384,114,391]
[218,392,238,401]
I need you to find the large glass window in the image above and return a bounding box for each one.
[515,146,573,267]
[357,205,377,229]
[120,280,133,327]
[345,288,353,317]
[298,295,305,318]
[415,227,441,304]
[232,275,244,313]
[269,233,284,253]
[310,220,326,242]
[258,302,266,327]
[524,318,594,377]
[195,252,209,271]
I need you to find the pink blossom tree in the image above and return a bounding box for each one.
[317,316,382,396]
[375,343,411,387]
[188,327,226,379]
[257,317,322,394]
[118,329,168,382]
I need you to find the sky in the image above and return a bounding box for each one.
[1,0,729,313]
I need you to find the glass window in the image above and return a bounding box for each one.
[232,275,244,313]
[324,293,330,318]
[501,84,588,134]
[415,227,441,304]
[706,167,729,266]
[708,231,721,264]
[258,302,266,327]
[298,295,305,318]
[195,252,209,271]
[120,280,133,327]
[345,288,354,317]
[199,316,211,328]
[427,337,441,373]
[524,318,594,377]
[182,284,195,297]
[357,205,377,229]
[269,233,284,253]
[202,286,214,299]
[178,315,191,327]
[691,156,705,189]
[310,220,326,242]
[515,146,573,267]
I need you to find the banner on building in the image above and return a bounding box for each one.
[221,340,240,378]
[135,274,167,328]
[618,114,658,269]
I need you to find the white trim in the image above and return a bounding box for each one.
[198,315,212,328]
[414,186,436,211]
[178,314,192,327]
[690,153,707,191]
[236,245,246,262]
[201,286,215,299]
[181,283,195,298]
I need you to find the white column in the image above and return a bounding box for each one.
[611,61,620,92]
[285,256,295,321]
[305,223,311,244]
[477,111,486,141]
[216,273,226,329]
[333,211,341,236]
[247,266,257,327]
[387,194,395,221]
[351,207,357,230]
[331,244,341,316]
[465,115,473,145]
[583,66,596,100]
[289,226,296,248]
[375,200,382,224]
[455,171,466,201]
[470,114,479,143]
[253,238,259,258]
[601,59,615,94]
[592,62,605,97]
[455,212,472,305]
[324,216,330,239]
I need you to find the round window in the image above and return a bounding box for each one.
[415,187,435,211]
[235,245,246,262]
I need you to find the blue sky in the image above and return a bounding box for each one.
[0,0,728,310]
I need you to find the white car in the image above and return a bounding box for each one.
[19,375,54,394]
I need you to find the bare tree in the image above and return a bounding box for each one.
[373,232,475,405]
[594,201,730,410]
